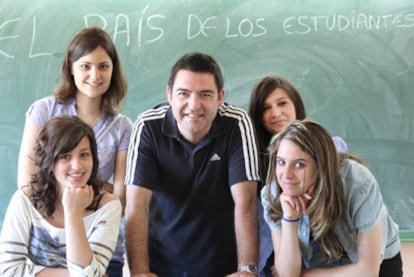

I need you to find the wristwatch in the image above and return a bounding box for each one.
[238,264,258,275]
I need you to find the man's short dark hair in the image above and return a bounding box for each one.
[168,52,224,92]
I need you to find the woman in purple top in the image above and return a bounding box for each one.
[17,27,132,277]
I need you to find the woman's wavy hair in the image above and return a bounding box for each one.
[265,119,345,262]
[30,115,103,217]
[54,27,127,116]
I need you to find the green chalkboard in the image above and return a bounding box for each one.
[1,0,413,241]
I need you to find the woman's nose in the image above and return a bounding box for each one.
[284,164,295,178]
[70,157,81,169]
[89,66,100,81]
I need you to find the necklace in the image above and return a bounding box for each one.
[91,113,100,127]
[75,104,101,127]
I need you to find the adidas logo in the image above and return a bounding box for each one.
[210,153,221,161]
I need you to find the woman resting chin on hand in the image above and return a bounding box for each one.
[261,119,402,277]
[0,116,121,277]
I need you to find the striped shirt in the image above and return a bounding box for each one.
[0,190,121,277]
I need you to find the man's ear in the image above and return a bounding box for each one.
[166,85,172,103]
[218,89,225,104]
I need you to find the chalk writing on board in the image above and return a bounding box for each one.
[84,13,166,47]
[187,15,267,39]
[1,11,414,59]
[0,17,54,59]
[0,18,21,58]
[283,12,414,34]
[29,17,52,58]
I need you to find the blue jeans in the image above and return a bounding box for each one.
[379,252,403,277]
[106,261,124,277]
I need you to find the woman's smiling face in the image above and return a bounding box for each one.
[276,138,318,196]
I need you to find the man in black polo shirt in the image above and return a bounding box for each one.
[125,52,260,276]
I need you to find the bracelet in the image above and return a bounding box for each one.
[282,216,300,222]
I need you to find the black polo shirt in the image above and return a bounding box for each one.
[126,103,259,275]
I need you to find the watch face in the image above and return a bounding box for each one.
[248,265,258,272]
[249,265,257,272]
[239,265,258,274]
